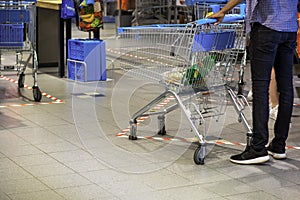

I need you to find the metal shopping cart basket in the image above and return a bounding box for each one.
[0,0,41,102]
[114,14,252,164]
[192,2,248,94]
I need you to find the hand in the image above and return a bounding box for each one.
[207,12,225,25]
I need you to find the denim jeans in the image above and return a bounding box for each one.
[249,23,296,152]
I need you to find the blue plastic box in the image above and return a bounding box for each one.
[68,39,106,82]
[192,30,235,52]
[68,39,103,61]
[0,24,24,47]
[0,9,30,23]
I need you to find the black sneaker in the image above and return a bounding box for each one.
[266,145,287,160]
[230,146,270,164]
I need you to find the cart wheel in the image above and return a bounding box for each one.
[18,73,25,88]
[32,86,42,102]
[237,84,243,96]
[194,145,205,165]
[129,135,137,140]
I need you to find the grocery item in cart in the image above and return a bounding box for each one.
[182,55,216,86]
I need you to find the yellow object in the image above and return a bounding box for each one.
[80,0,87,7]
[80,13,93,19]
[206,12,214,17]
[82,14,95,23]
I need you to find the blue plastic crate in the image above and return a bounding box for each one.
[99,40,106,81]
[192,30,235,52]
[68,39,106,82]
[67,60,76,80]
[68,39,104,61]
[0,9,30,23]
[68,58,106,82]
[0,24,24,47]
[67,61,86,81]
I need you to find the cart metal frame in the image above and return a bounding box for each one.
[115,13,252,164]
[0,0,41,102]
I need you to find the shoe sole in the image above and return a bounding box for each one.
[267,151,287,160]
[230,155,270,165]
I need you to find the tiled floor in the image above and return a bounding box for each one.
[1,23,300,200]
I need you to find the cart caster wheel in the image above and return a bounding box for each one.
[18,73,25,88]
[237,84,243,96]
[129,135,137,140]
[32,86,42,102]
[194,146,205,165]
[157,126,166,135]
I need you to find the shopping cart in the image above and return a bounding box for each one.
[133,0,173,25]
[115,14,252,164]
[0,0,41,102]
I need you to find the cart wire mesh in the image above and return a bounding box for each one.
[117,19,245,93]
[0,0,42,102]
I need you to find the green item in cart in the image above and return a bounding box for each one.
[183,64,201,86]
[199,55,216,78]
[183,55,216,87]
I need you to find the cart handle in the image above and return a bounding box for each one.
[194,14,245,26]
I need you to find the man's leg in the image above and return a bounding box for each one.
[271,32,296,153]
[229,23,279,164]
[250,23,280,150]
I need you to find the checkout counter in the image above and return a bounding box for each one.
[36,0,71,78]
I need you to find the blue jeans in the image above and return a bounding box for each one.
[249,23,296,152]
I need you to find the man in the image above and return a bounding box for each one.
[209,0,298,164]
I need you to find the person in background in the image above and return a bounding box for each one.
[269,68,279,120]
[209,0,298,164]
[247,68,279,120]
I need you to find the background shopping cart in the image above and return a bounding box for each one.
[0,0,41,102]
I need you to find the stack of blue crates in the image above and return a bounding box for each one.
[0,24,24,47]
[67,39,106,82]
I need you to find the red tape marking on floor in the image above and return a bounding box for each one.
[116,92,300,150]
[294,103,300,107]
[0,75,64,108]
[117,133,300,150]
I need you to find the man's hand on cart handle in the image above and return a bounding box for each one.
[207,12,225,25]
[207,0,243,25]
